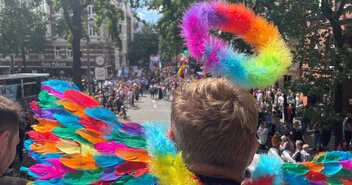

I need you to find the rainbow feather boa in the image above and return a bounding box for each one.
[181,2,292,89]
[21,80,352,185]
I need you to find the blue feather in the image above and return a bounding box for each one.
[283,170,310,185]
[321,162,342,176]
[94,155,124,168]
[124,174,157,185]
[20,167,40,178]
[252,154,284,185]
[85,107,121,128]
[42,80,80,93]
[143,121,177,156]
[53,111,83,128]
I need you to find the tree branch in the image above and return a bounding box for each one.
[61,0,74,32]
[321,0,343,47]
[335,0,346,19]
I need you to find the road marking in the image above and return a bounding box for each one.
[153,104,157,109]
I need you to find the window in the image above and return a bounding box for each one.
[88,22,97,37]
[66,48,72,59]
[54,47,61,59]
[25,50,30,60]
[39,51,45,59]
[87,5,95,15]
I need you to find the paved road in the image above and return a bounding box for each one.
[126,94,171,124]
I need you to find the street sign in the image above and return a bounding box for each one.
[95,67,106,80]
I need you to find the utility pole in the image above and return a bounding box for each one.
[10,54,14,74]
[86,14,92,95]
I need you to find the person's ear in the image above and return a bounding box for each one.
[0,131,10,150]
[168,128,175,142]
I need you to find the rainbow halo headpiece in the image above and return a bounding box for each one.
[181,2,292,88]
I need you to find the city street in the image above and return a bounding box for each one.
[126,94,171,124]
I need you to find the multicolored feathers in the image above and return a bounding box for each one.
[181,2,292,89]
[22,80,156,185]
[23,80,352,185]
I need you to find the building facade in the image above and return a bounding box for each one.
[0,1,141,78]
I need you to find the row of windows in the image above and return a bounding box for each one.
[54,47,72,59]
[24,47,73,59]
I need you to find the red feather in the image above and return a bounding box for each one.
[305,171,328,181]
[27,131,59,142]
[242,176,274,185]
[114,161,148,178]
[64,90,100,108]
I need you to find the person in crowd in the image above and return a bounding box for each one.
[291,121,305,143]
[257,122,269,149]
[344,117,352,150]
[301,144,312,162]
[127,89,135,107]
[271,110,279,135]
[292,140,303,162]
[312,120,322,151]
[0,96,28,185]
[158,85,163,100]
[114,95,123,115]
[337,139,348,151]
[150,85,155,98]
[271,131,281,149]
[280,135,292,152]
[287,103,293,124]
[169,78,258,184]
[277,93,284,110]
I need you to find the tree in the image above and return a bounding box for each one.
[0,0,47,72]
[128,23,158,65]
[47,0,125,89]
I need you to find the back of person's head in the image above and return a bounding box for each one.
[295,140,303,147]
[0,96,21,175]
[0,96,21,135]
[303,144,309,151]
[281,135,288,142]
[171,78,258,178]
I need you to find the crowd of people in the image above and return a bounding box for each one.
[0,71,350,184]
[253,87,352,164]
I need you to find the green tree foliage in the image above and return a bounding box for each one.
[128,23,158,65]
[47,0,125,89]
[0,0,47,72]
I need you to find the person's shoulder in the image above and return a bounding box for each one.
[0,176,28,185]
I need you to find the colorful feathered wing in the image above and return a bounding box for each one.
[22,80,352,185]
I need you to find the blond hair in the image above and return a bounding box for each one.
[171,78,258,173]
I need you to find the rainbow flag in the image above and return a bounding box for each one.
[177,63,185,78]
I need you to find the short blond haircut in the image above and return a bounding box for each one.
[171,78,258,172]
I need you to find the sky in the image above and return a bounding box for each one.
[136,7,162,23]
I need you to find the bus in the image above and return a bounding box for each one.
[0,73,49,110]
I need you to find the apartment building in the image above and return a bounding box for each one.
[0,1,141,77]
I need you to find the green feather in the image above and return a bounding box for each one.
[63,169,103,185]
[37,90,63,108]
[110,132,146,149]
[282,163,309,175]
[53,126,90,144]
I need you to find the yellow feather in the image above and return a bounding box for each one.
[149,153,200,185]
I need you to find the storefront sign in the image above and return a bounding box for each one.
[41,62,66,67]
[95,67,106,80]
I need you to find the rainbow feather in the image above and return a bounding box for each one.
[23,80,352,185]
[181,2,292,88]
